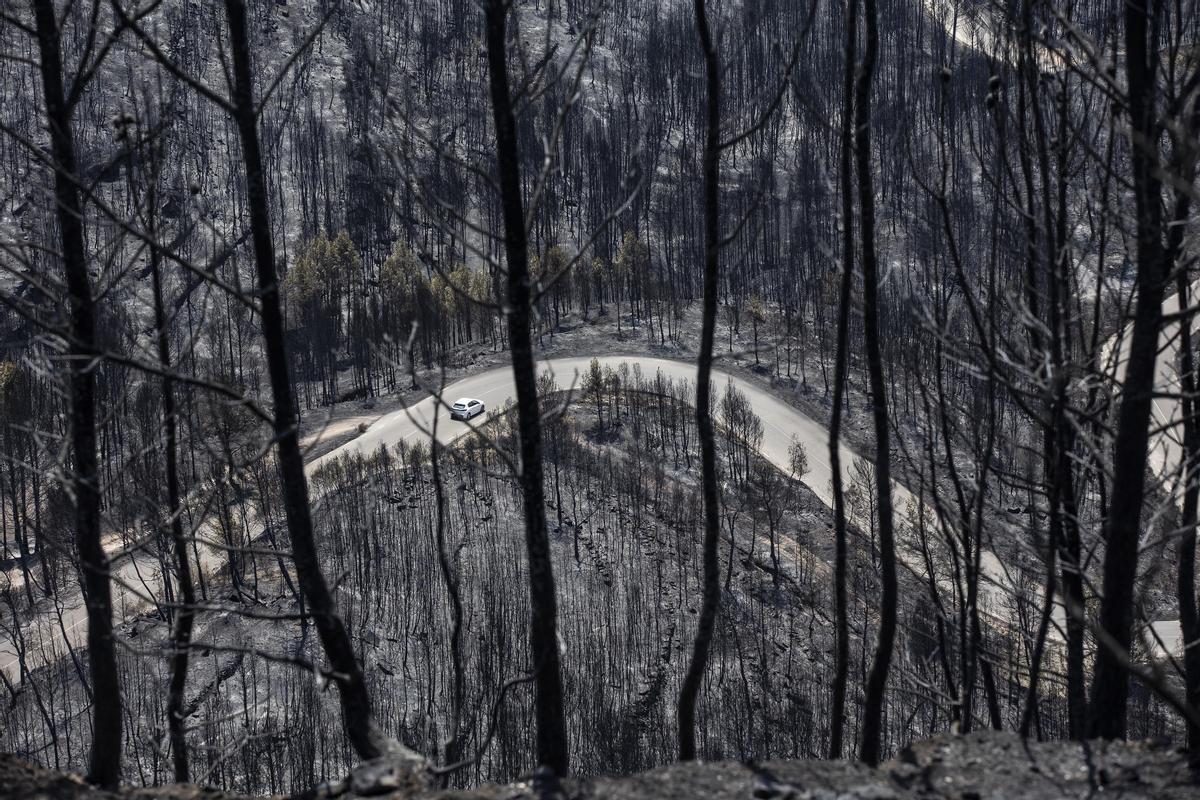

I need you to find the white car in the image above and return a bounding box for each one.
[450,397,485,421]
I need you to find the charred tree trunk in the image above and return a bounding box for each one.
[855,0,897,766]
[145,156,196,782]
[432,438,465,772]
[223,0,384,760]
[678,0,723,763]
[482,0,569,775]
[827,0,857,761]
[1088,0,1167,740]
[160,252,195,780]
[1177,265,1200,763]
[1169,92,1199,766]
[30,0,122,787]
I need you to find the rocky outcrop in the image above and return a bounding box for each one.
[3,732,1195,799]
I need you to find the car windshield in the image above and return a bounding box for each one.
[452,402,466,409]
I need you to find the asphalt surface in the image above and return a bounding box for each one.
[1,356,862,682]
[308,356,855,500]
[2,349,1188,684]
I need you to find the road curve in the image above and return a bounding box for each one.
[2,356,860,683]
[309,355,857,506]
[4,350,1185,684]
[312,352,1189,661]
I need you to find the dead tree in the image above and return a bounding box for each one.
[855,0,897,766]
[1088,0,1169,740]
[482,0,570,776]
[30,0,122,786]
[677,0,723,762]
[827,0,857,761]
[1171,96,1200,767]
[135,133,197,783]
[223,0,385,760]
[677,0,806,760]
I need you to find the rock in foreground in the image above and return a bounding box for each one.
[2,732,1194,799]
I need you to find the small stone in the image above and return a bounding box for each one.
[350,758,406,796]
[753,781,794,799]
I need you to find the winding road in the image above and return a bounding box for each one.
[309,356,853,498]
[1,356,862,683]
[2,348,1189,686]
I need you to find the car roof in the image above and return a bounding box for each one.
[452,397,480,405]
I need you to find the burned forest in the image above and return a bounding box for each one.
[1,0,1200,796]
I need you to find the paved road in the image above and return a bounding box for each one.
[312,356,1031,633]
[3,347,1188,682]
[310,356,856,502]
[1,356,863,683]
